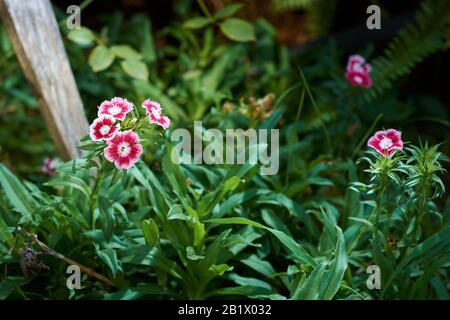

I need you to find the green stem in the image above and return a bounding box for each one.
[381,185,429,298]
[298,67,332,154]
[352,113,383,159]
[374,177,387,240]
[285,88,305,186]
[346,174,386,253]
[89,160,106,229]
[402,185,428,256]
[196,0,213,20]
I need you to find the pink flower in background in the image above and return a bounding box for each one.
[41,158,56,175]
[345,54,372,88]
[89,115,120,141]
[368,129,403,157]
[104,130,143,169]
[98,97,133,120]
[142,99,171,129]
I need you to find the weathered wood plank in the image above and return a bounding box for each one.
[0,0,88,160]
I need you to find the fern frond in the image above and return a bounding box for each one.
[306,0,337,39]
[363,0,450,102]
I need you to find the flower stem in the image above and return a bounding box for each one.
[196,0,213,20]
[89,159,106,229]
[374,176,387,240]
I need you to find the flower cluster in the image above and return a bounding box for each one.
[368,129,403,157]
[345,54,372,88]
[142,99,171,129]
[89,97,170,170]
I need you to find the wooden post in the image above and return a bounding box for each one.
[0,0,88,160]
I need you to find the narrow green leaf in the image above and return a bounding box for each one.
[206,217,316,266]
[318,226,348,299]
[95,245,122,278]
[45,176,91,199]
[240,254,275,277]
[292,262,327,300]
[214,4,243,20]
[228,273,272,290]
[0,164,37,219]
[141,218,159,247]
[208,264,233,276]
[104,284,169,300]
[186,246,204,261]
[182,17,211,29]
[97,196,115,240]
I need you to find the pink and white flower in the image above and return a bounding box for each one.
[41,158,56,175]
[345,54,372,88]
[98,97,133,121]
[368,129,403,157]
[142,99,170,129]
[104,130,143,169]
[89,115,120,141]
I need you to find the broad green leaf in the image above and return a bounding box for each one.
[0,164,37,219]
[120,59,149,80]
[141,218,159,247]
[89,45,115,72]
[67,27,96,46]
[182,17,211,29]
[219,18,255,42]
[110,45,142,60]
